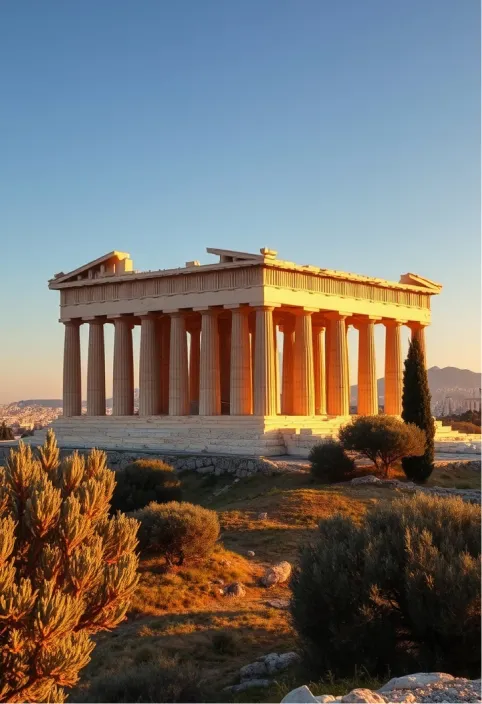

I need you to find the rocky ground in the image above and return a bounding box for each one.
[282,673,482,703]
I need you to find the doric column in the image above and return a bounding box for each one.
[169,312,189,416]
[139,315,161,416]
[63,320,82,417]
[229,306,252,415]
[281,317,295,415]
[189,322,201,414]
[313,324,326,415]
[219,317,231,414]
[384,320,403,415]
[409,322,427,364]
[199,309,221,415]
[159,316,170,414]
[326,313,350,416]
[253,306,277,416]
[356,317,378,415]
[293,310,315,416]
[113,317,134,416]
[86,319,106,416]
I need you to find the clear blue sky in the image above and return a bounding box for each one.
[0,0,479,403]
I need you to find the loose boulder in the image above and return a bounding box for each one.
[224,582,246,597]
[261,561,292,587]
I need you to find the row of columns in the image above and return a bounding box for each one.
[62,307,426,418]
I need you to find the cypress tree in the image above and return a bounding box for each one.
[401,338,435,482]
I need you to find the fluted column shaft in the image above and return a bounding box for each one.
[253,306,277,416]
[87,320,106,416]
[219,318,231,414]
[326,314,349,416]
[113,318,134,416]
[384,320,403,415]
[281,319,295,415]
[169,312,189,415]
[189,325,201,414]
[409,323,427,364]
[356,319,378,415]
[293,311,315,416]
[313,325,326,415]
[159,316,170,414]
[63,320,82,417]
[230,307,252,415]
[139,315,161,416]
[199,310,221,415]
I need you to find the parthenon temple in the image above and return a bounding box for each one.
[48,247,442,455]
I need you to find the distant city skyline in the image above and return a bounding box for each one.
[0,0,479,403]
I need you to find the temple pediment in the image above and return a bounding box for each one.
[399,273,442,292]
[49,251,133,288]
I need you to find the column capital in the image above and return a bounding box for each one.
[291,307,316,316]
[61,318,82,326]
[249,304,281,312]
[223,303,251,311]
[83,316,106,324]
[138,312,160,321]
[324,311,351,321]
[352,315,381,330]
[383,318,407,327]
[193,306,221,315]
[407,320,428,330]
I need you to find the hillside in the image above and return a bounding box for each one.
[350,366,481,405]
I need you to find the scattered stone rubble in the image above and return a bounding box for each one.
[281,673,482,703]
[350,475,481,504]
[223,651,301,694]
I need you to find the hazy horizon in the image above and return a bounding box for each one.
[1,0,480,403]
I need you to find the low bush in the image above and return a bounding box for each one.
[309,440,356,483]
[291,493,481,679]
[78,655,201,702]
[133,501,220,566]
[111,458,182,512]
[339,415,425,477]
[211,630,241,655]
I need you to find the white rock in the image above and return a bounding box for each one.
[224,678,271,693]
[258,512,268,520]
[378,672,455,692]
[351,475,381,486]
[261,561,292,587]
[277,652,302,670]
[264,653,281,674]
[247,550,255,557]
[341,689,385,703]
[239,661,268,680]
[267,598,290,609]
[281,685,320,703]
[315,696,337,703]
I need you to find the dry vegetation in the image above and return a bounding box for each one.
[69,462,479,702]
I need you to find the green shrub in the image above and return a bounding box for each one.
[339,415,425,477]
[77,655,201,702]
[133,501,220,566]
[291,493,481,679]
[111,458,182,512]
[0,421,14,440]
[309,440,356,483]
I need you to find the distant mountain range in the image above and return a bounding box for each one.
[350,366,481,404]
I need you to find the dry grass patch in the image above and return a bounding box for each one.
[72,469,400,701]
